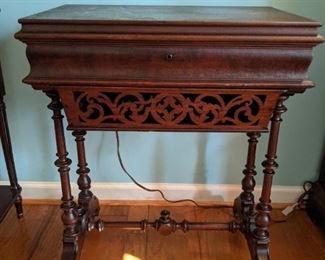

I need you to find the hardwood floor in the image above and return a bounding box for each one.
[0,203,324,260]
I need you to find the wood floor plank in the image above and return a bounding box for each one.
[269,210,325,260]
[29,206,62,260]
[0,205,58,260]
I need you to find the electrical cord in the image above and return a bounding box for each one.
[297,181,314,209]
[114,130,297,226]
[269,181,315,224]
[115,131,229,209]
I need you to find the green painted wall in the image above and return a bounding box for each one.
[0,0,324,186]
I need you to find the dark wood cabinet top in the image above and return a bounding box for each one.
[20,5,319,26]
[15,5,323,96]
[17,5,324,44]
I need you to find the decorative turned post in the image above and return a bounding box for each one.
[254,95,288,256]
[72,130,93,209]
[240,132,261,217]
[45,91,79,246]
[0,95,23,218]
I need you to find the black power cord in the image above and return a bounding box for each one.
[115,131,229,209]
[114,130,296,227]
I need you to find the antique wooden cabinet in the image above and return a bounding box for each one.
[15,5,323,260]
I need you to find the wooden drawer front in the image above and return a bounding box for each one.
[58,88,281,132]
[27,44,311,83]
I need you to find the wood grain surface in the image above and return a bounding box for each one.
[19,5,319,25]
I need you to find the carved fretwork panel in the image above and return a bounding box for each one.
[58,88,282,131]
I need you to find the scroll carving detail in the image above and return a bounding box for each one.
[68,90,270,129]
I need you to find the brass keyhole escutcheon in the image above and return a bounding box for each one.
[166,53,174,61]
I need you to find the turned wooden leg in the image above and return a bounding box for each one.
[45,91,79,260]
[253,95,288,260]
[234,132,261,225]
[241,132,261,217]
[234,132,260,238]
[0,96,23,218]
[72,130,93,208]
[72,130,100,233]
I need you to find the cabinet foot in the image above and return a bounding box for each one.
[61,208,91,260]
[255,244,270,260]
[245,233,270,260]
[60,196,99,260]
[79,195,102,233]
[62,235,85,260]
[62,241,77,260]
[14,194,23,218]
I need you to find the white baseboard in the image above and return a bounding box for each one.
[0,181,303,203]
